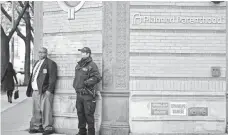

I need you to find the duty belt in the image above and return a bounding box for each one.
[76,88,89,95]
[76,88,96,98]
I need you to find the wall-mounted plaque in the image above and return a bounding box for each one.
[211,66,221,77]
[188,107,208,116]
[170,102,187,116]
[151,102,169,115]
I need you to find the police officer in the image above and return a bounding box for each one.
[73,47,101,135]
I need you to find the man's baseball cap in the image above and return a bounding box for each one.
[78,47,91,53]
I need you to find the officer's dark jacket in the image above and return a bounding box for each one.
[73,56,101,91]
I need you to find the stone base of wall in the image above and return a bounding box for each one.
[55,128,100,135]
[129,133,227,135]
[130,121,225,134]
[100,126,130,135]
[129,91,226,134]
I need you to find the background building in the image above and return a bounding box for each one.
[34,1,228,135]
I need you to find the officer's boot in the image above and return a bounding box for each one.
[76,131,87,135]
[88,128,95,135]
[87,119,95,135]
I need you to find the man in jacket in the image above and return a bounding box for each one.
[73,47,101,135]
[26,47,57,135]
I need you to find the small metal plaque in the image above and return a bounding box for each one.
[188,107,208,116]
[211,67,221,77]
[170,102,187,116]
[151,103,169,115]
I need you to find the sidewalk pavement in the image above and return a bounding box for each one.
[1,87,66,135]
[1,86,28,113]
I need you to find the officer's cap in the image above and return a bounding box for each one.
[78,47,91,54]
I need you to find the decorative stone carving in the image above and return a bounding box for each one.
[116,2,129,90]
[101,2,130,135]
[102,2,129,90]
[102,2,113,90]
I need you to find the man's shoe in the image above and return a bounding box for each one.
[29,128,44,134]
[29,129,39,134]
[42,130,54,135]
[75,133,87,135]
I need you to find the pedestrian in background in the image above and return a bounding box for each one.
[1,62,18,103]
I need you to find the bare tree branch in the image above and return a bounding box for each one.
[16,28,26,40]
[1,5,26,40]
[15,6,25,20]
[8,1,29,39]
[30,26,34,32]
[1,6,12,22]
[29,3,34,14]
[19,1,33,32]
[18,1,24,8]
[31,35,34,43]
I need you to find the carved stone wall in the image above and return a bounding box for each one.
[116,2,129,90]
[102,2,113,90]
[101,2,130,135]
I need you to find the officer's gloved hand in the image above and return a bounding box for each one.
[84,79,90,86]
[96,91,102,99]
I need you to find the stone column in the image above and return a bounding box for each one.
[34,2,43,61]
[101,2,130,135]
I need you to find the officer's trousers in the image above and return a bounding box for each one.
[30,90,54,131]
[76,94,96,135]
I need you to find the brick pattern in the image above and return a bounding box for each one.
[47,54,102,77]
[42,2,101,133]
[130,31,225,53]
[53,94,102,131]
[130,1,226,6]
[43,8,102,33]
[43,1,102,12]
[130,79,226,91]
[53,95,76,114]
[55,77,102,92]
[55,78,74,91]
[130,7,226,30]
[43,33,102,54]
[130,56,226,77]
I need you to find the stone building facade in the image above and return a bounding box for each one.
[33,1,228,135]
